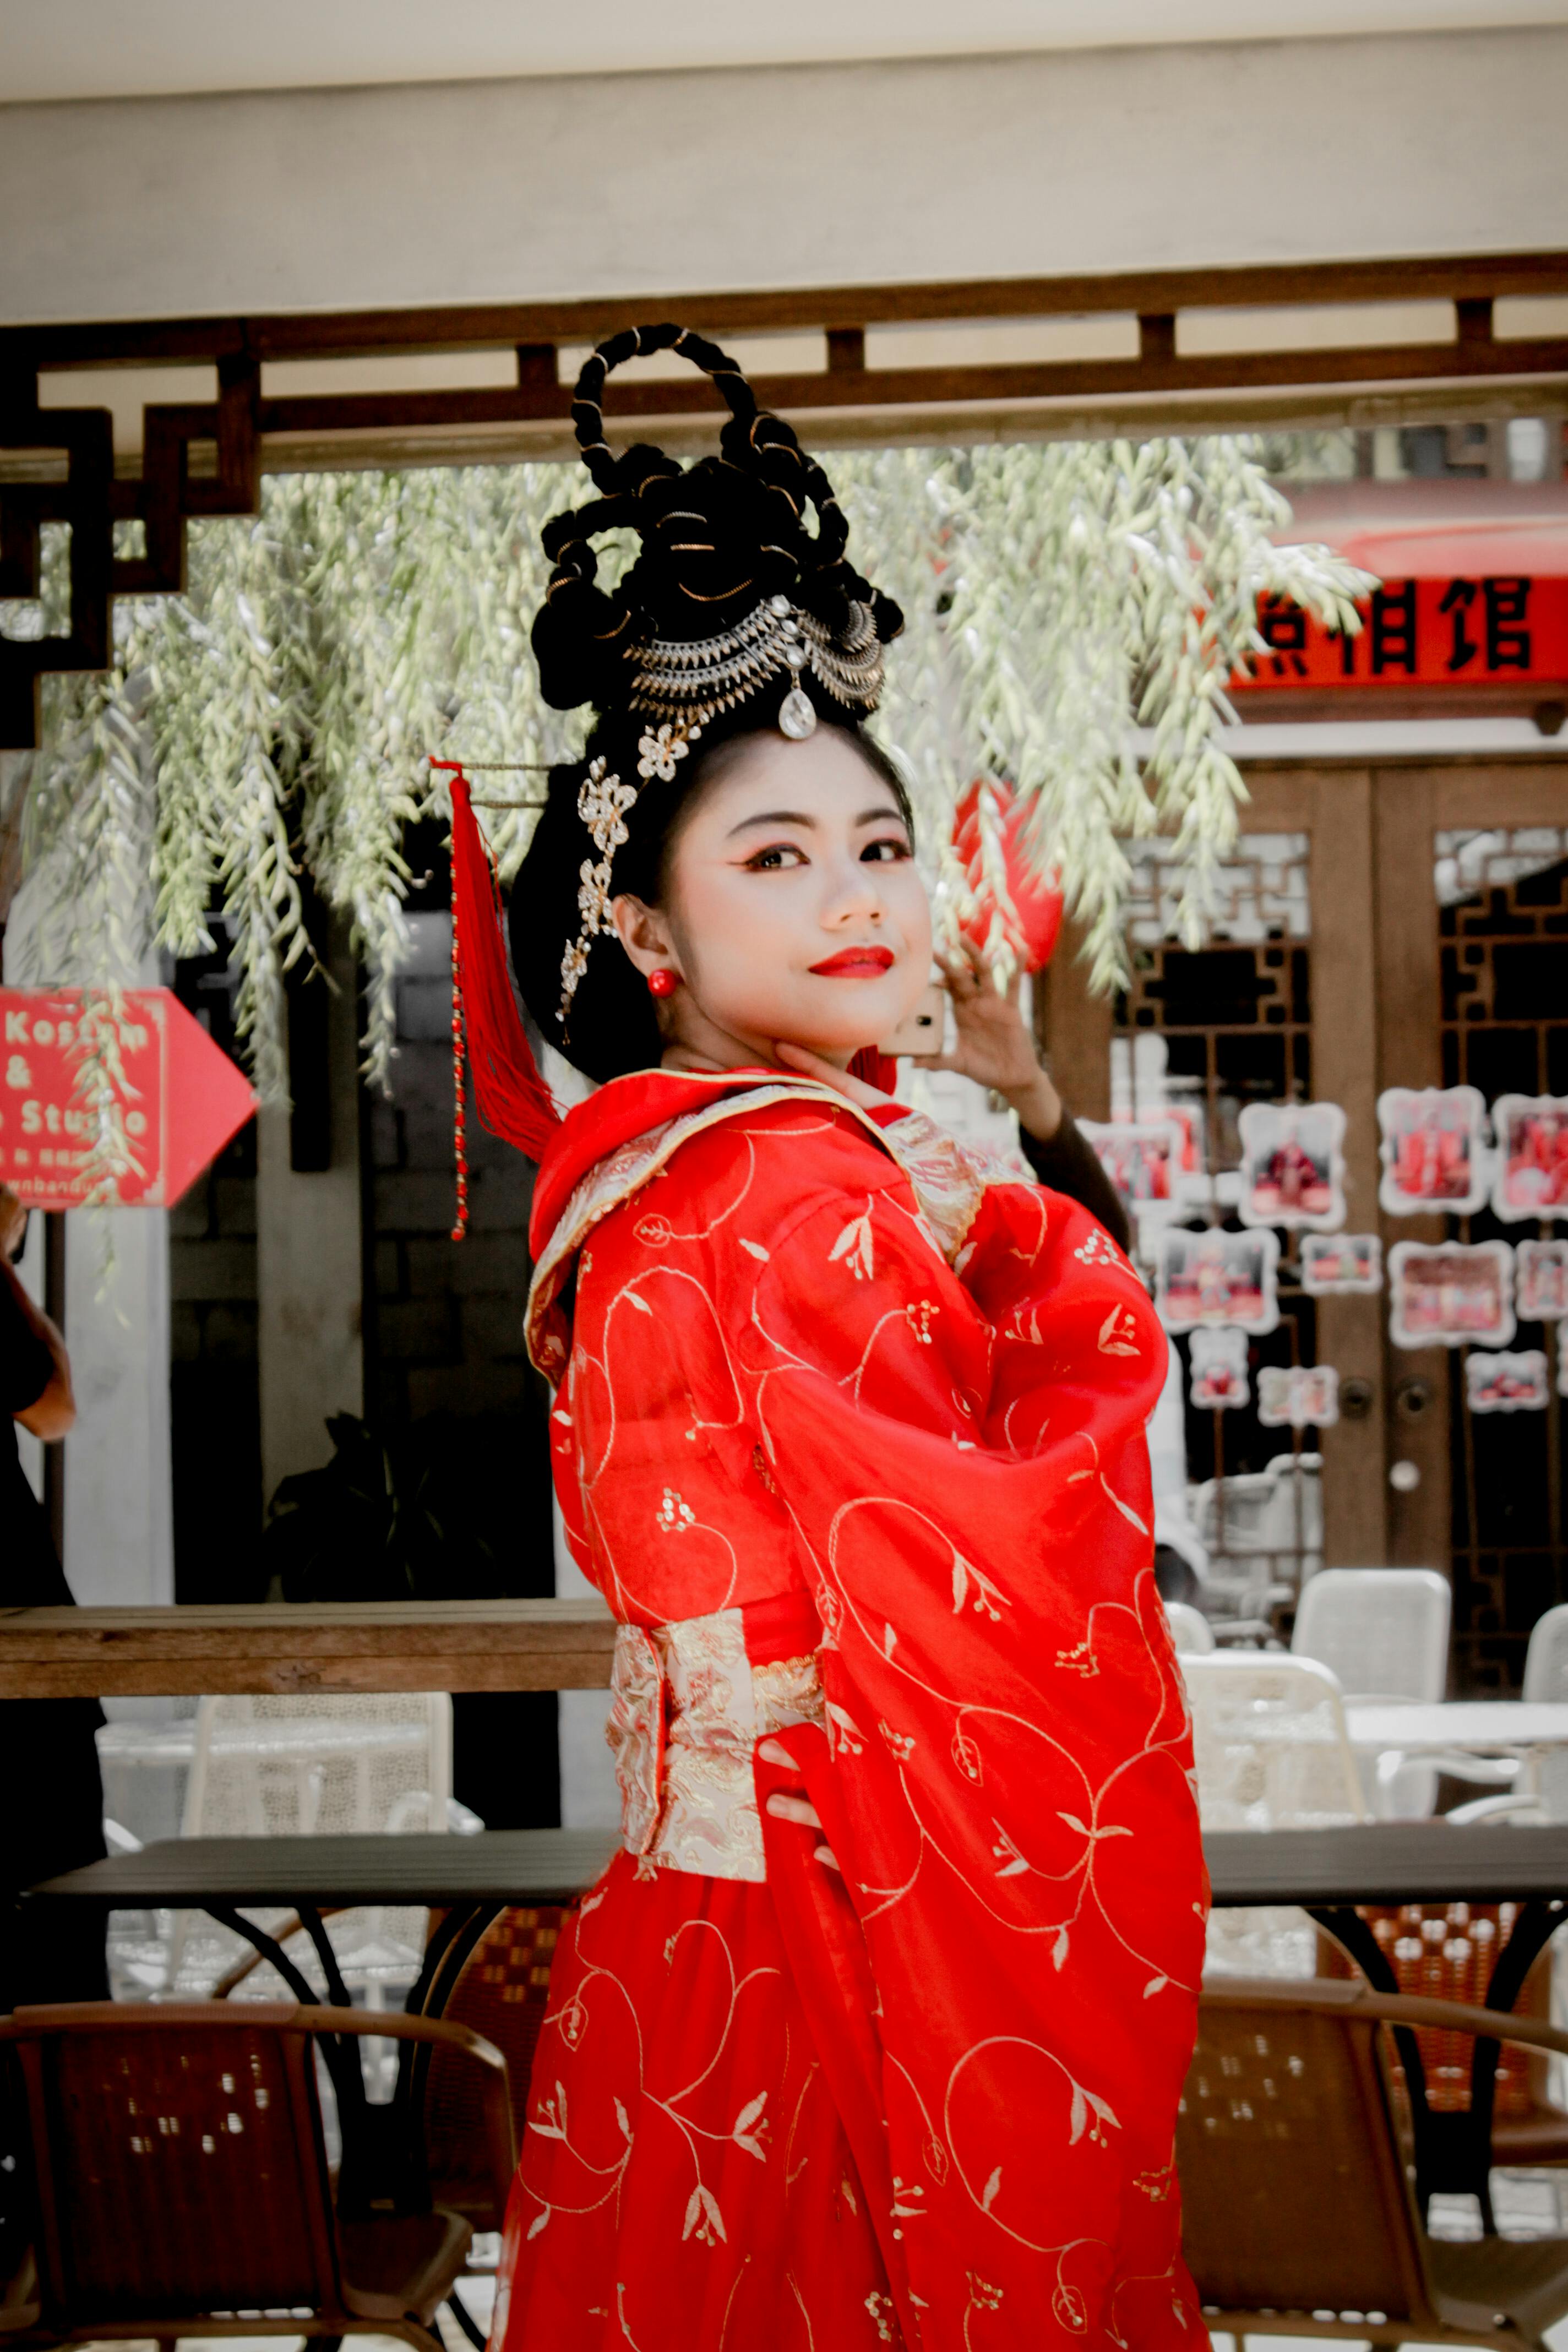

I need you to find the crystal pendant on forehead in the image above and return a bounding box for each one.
[778,685,818,741]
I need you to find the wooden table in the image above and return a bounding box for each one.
[32,1818,1568,1920]
[31,1821,1568,2219]
[0,1599,618,1697]
[30,1819,1568,2005]
[30,1829,622,1914]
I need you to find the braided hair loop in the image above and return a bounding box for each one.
[531,326,901,715]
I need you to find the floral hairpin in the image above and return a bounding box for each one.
[559,757,637,1026]
[557,725,702,1028]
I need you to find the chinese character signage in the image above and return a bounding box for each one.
[1234,576,1568,695]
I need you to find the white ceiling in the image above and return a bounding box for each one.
[6,0,1568,102]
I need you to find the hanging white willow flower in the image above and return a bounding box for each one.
[4,440,1374,1108]
[829,440,1373,991]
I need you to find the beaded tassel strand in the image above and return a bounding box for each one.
[450,879,470,1242]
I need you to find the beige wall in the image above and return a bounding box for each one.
[3,28,1565,325]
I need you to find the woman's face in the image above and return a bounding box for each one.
[611,729,932,1071]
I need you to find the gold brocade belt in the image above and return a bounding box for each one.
[606,1602,826,1883]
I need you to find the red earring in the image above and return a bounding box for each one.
[647,968,678,998]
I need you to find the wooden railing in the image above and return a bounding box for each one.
[0,1600,617,1698]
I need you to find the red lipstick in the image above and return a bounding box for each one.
[809,946,895,977]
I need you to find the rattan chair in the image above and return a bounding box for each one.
[404,1905,564,2229]
[1181,1978,1568,2346]
[0,2001,515,2350]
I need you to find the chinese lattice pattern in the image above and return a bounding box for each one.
[1123,833,1310,945]
[1435,828,1568,907]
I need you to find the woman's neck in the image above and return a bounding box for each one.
[658,1024,853,1077]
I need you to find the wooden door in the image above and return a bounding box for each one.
[1042,757,1568,1684]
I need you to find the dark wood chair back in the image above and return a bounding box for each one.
[0,2001,514,2344]
[10,2003,335,2328]
[1179,1978,1568,2346]
[1180,1979,1430,2327]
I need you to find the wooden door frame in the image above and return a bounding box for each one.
[1043,756,1568,1584]
[1240,758,1568,1588]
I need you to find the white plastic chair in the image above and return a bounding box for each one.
[1183,1649,1369,1978]
[163,1694,455,1999]
[1165,1600,1216,1656]
[1436,1603,1568,1828]
[1291,1566,1451,1705]
[1292,1566,1452,1819]
[1190,1452,1324,1620]
[1525,1604,1568,1703]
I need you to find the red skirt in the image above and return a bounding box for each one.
[491,1848,900,2349]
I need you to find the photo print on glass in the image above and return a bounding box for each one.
[1237,1101,1347,1232]
[1156,1226,1281,1336]
[1077,1119,1185,1216]
[1159,1103,1207,1184]
[1518,1239,1568,1322]
[1491,1095,1568,1222]
[1378,1085,1490,1216]
[1387,1239,1516,1349]
[1257,1364,1341,1430]
[1300,1233,1384,1295]
[1188,1326,1250,1412]
[1465,1350,1550,1414]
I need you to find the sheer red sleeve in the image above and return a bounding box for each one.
[741,1163,1207,2341]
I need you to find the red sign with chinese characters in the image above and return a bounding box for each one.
[0,988,256,1210]
[1234,575,1568,694]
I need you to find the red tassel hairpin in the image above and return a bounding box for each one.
[431,760,562,1238]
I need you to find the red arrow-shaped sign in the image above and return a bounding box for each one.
[0,987,257,1210]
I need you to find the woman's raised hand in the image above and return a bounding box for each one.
[914,944,1064,1143]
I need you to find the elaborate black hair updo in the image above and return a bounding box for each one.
[507,324,905,1086]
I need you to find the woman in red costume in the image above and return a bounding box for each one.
[475,329,1206,2349]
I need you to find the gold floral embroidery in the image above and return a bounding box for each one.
[605,1608,826,1883]
[525,1076,1037,1374]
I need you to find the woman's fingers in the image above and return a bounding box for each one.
[762,1780,841,1875]
[756,1738,796,1768]
[934,945,982,995]
[765,1791,824,1832]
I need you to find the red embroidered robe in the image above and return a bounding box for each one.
[492,1070,1207,2351]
